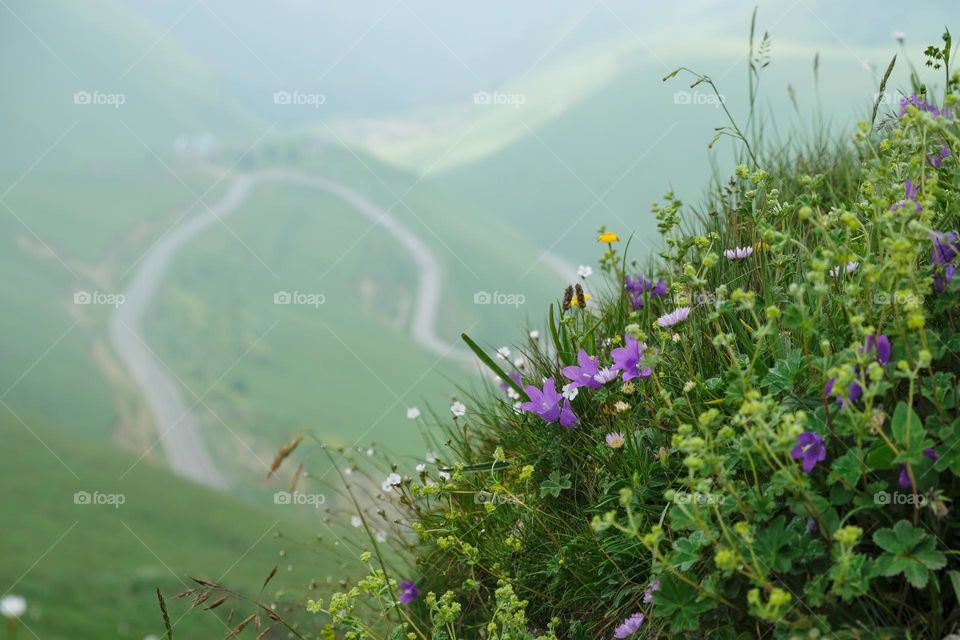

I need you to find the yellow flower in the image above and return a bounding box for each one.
[753,241,770,251]
[597,232,620,243]
[570,292,591,307]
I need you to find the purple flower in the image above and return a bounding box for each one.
[928,144,951,168]
[613,612,645,638]
[892,179,922,212]
[399,581,420,604]
[520,378,578,428]
[723,246,754,260]
[862,334,891,366]
[610,335,652,382]
[898,464,911,488]
[924,448,940,462]
[657,306,691,328]
[625,275,667,309]
[791,432,827,473]
[562,350,603,389]
[932,230,959,291]
[827,335,891,407]
[643,580,661,604]
[825,377,863,408]
[899,95,945,118]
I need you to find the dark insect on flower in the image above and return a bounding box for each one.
[562,285,574,311]
[575,283,587,309]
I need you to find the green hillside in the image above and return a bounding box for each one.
[0,415,334,639]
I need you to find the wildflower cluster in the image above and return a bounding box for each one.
[302,37,960,640]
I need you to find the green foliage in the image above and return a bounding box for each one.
[311,35,960,640]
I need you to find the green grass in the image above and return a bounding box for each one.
[0,413,338,639]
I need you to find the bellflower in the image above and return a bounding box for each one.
[520,378,578,428]
[891,179,922,211]
[791,431,827,473]
[611,335,652,381]
[862,334,891,365]
[625,275,667,309]
[899,95,944,118]
[928,143,951,168]
[399,581,420,604]
[932,230,959,291]
[562,350,604,389]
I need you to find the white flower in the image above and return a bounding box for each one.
[594,367,618,384]
[683,380,696,393]
[513,356,525,369]
[438,470,451,481]
[507,387,520,400]
[512,401,523,414]
[351,515,363,528]
[529,330,540,340]
[562,383,579,401]
[577,265,593,278]
[0,595,26,619]
[406,406,421,420]
[382,472,402,491]
[375,530,388,543]
[415,463,426,473]
[495,346,511,360]
[366,448,374,457]
[892,31,905,43]
[829,261,859,277]
[614,400,630,413]
[425,451,438,463]
[450,401,467,417]
[672,333,681,342]
[723,246,754,260]
[344,467,353,476]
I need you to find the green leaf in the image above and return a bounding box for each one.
[947,571,960,606]
[891,402,925,451]
[761,350,805,394]
[873,520,924,554]
[671,531,708,571]
[829,450,863,486]
[873,520,946,588]
[654,575,716,632]
[539,471,571,498]
[460,333,526,399]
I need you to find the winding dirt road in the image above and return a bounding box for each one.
[110,169,485,488]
